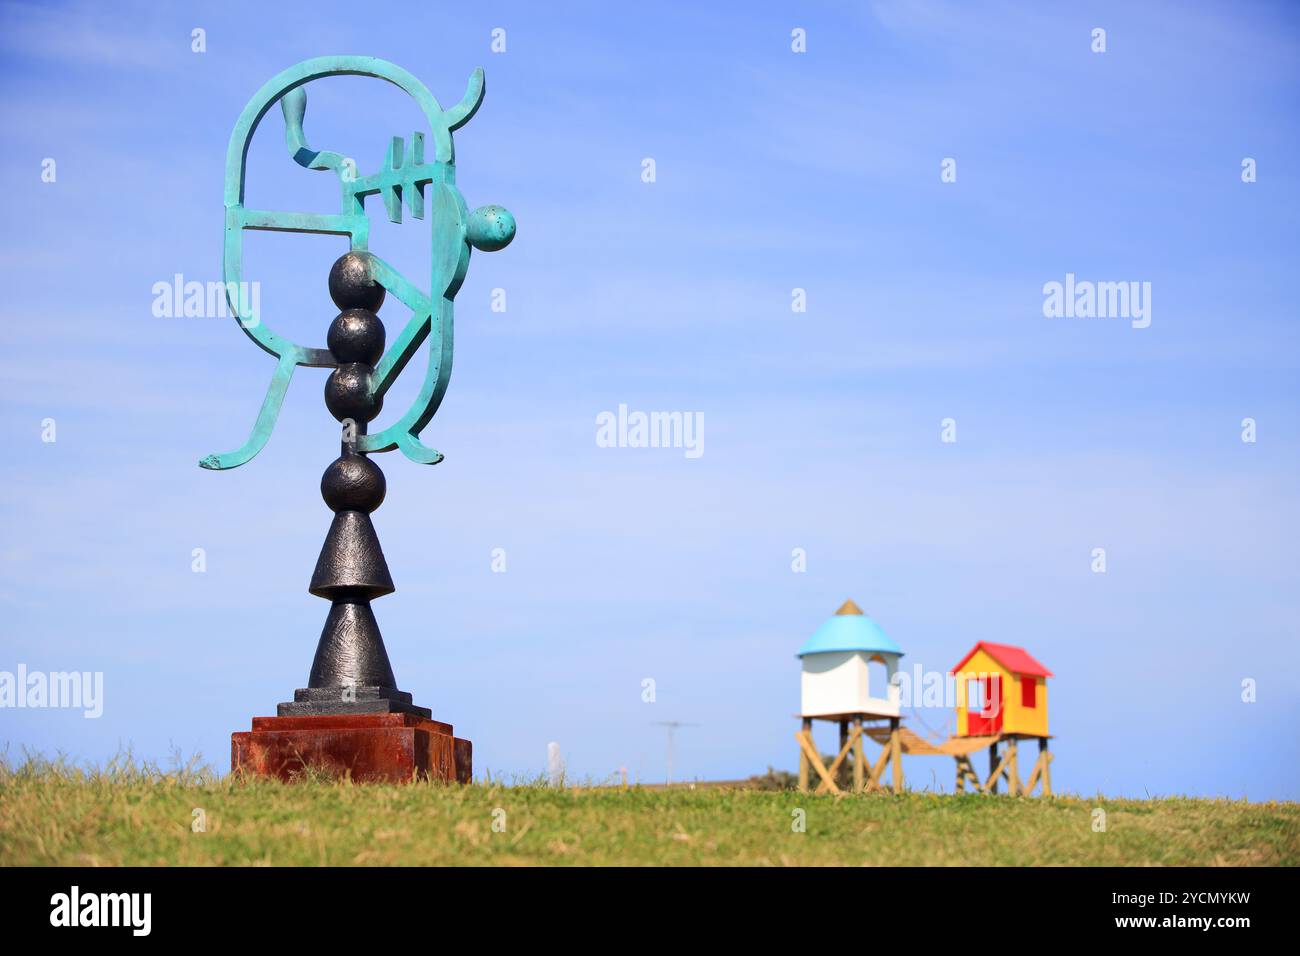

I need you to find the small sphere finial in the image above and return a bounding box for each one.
[467,205,516,252]
[329,251,386,311]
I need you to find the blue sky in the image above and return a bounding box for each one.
[0,0,1297,799]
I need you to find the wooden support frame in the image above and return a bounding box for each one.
[986,744,1011,792]
[1023,738,1053,796]
[795,726,844,794]
[795,715,904,795]
[953,735,1053,797]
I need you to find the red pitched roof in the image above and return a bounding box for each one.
[951,642,1053,678]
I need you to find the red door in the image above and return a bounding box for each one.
[967,675,1003,735]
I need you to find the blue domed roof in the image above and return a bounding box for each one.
[797,600,903,658]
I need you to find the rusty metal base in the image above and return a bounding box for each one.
[231,713,471,783]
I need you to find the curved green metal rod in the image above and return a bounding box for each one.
[200,354,297,471]
[201,56,507,471]
[358,183,472,462]
[282,87,351,176]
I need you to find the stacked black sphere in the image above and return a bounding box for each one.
[324,252,386,425]
[322,252,387,514]
[321,452,385,514]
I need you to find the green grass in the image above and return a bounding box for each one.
[1,756,1296,866]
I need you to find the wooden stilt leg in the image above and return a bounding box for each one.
[853,717,864,794]
[988,741,999,795]
[955,756,965,793]
[1007,737,1019,796]
[890,717,902,795]
[838,719,849,792]
[1041,738,1052,797]
[798,718,812,792]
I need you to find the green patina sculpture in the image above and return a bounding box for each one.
[205,57,515,726]
[202,55,515,470]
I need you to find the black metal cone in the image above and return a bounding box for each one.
[309,511,395,599]
[306,599,397,689]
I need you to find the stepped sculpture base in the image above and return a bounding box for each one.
[231,713,471,783]
[276,685,432,718]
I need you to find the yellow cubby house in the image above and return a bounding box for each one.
[950,641,1054,795]
[952,641,1052,738]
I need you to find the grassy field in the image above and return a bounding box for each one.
[1,758,1296,866]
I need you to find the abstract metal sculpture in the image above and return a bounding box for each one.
[210,57,514,780]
